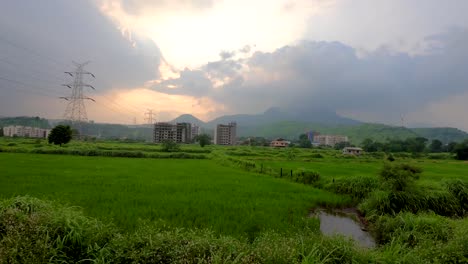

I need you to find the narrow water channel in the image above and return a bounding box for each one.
[313,210,376,248]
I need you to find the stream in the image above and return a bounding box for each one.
[312,209,376,248]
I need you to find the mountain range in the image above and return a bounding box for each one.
[1,108,467,144]
[170,108,468,144]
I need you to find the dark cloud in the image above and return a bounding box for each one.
[153,68,213,96]
[151,29,468,123]
[219,51,236,60]
[0,0,162,119]
[0,0,161,90]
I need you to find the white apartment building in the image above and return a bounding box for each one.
[313,134,348,147]
[2,125,51,139]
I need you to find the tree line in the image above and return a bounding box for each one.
[362,137,468,160]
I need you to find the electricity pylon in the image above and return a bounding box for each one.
[144,109,157,127]
[60,61,95,138]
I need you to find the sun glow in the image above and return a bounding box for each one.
[89,88,225,124]
[95,0,332,68]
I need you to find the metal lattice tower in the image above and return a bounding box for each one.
[144,109,157,127]
[60,61,95,136]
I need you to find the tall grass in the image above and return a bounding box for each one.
[0,196,379,263]
[2,196,466,263]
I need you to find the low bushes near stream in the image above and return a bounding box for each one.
[1,196,467,263]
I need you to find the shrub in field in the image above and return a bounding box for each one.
[326,176,379,201]
[293,169,320,185]
[372,213,452,246]
[0,196,114,263]
[379,163,422,192]
[161,140,180,152]
[445,179,468,214]
[360,188,464,217]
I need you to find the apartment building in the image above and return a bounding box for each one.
[2,125,51,139]
[313,134,348,147]
[191,123,200,140]
[214,122,236,145]
[153,122,192,143]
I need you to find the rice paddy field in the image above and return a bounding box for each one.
[0,152,347,235]
[1,137,467,263]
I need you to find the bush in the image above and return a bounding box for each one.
[161,140,180,152]
[372,212,452,246]
[293,169,320,185]
[0,196,114,263]
[326,176,379,201]
[380,163,422,192]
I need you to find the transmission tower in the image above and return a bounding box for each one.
[60,61,96,137]
[144,109,157,127]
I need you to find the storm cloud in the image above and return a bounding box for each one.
[152,28,468,125]
[1,0,468,130]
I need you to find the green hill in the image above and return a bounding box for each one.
[236,122,467,144]
[0,116,50,129]
[411,127,468,144]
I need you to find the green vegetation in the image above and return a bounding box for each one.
[411,127,468,144]
[1,196,467,263]
[161,139,181,152]
[195,133,211,147]
[0,152,346,234]
[0,137,210,159]
[455,139,468,160]
[1,138,467,263]
[48,125,72,146]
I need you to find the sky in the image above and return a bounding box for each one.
[1,0,468,131]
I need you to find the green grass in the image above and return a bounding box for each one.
[0,152,347,236]
[1,139,468,263]
[254,157,468,189]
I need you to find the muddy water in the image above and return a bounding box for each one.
[315,210,376,248]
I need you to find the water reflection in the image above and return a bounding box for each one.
[316,210,376,248]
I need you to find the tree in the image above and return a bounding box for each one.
[454,140,468,160]
[298,134,312,148]
[0,127,3,137]
[362,138,378,152]
[161,140,180,152]
[429,139,443,153]
[334,141,352,150]
[195,134,211,147]
[446,142,457,153]
[405,137,428,153]
[48,125,72,146]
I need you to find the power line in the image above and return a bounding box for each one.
[0,35,71,69]
[0,57,68,82]
[0,63,65,89]
[0,76,61,97]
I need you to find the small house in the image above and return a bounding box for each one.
[270,138,290,148]
[342,147,363,155]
